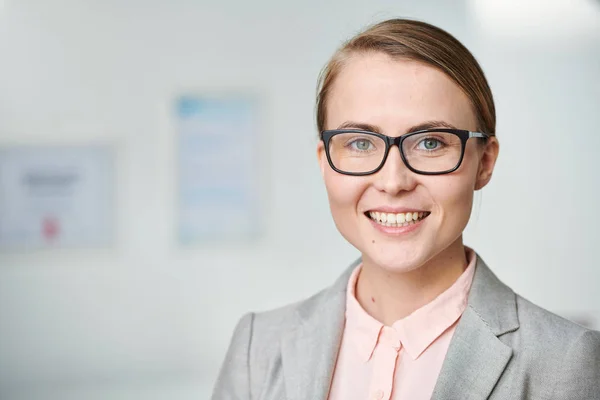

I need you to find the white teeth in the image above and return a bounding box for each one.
[368,211,429,227]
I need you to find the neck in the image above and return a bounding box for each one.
[355,238,468,326]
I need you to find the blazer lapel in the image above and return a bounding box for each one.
[431,256,519,400]
[280,264,355,400]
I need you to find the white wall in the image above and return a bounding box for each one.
[0,0,598,398]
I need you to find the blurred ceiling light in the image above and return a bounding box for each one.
[468,0,600,38]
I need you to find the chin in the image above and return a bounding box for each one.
[362,243,431,274]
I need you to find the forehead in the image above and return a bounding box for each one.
[326,53,477,133]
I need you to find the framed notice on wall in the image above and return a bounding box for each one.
[0,145,115,249]
[175,94,262,244]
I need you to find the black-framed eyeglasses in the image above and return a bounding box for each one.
[320,128,492,176]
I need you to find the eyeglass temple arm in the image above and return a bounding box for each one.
[469,131,491,139]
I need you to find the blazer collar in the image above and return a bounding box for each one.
[281,254,519,400]
[280,260,356,400]
[431,254,519,400]
[466,254,519,336]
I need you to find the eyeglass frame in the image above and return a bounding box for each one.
[320,128,492,176]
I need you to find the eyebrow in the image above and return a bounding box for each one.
[336,120,459,134]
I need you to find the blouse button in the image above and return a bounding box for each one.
[372,389,384,400]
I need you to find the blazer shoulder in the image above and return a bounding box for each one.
[251,284,332,340]
[514,295,600,399]
[250,260,355,341]
[510,294,599,373]
[515,294,597,339]
[490,293,600,399]
[213,287,331,400]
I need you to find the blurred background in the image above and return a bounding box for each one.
[0,0,599,398]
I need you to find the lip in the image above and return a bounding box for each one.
[365,206,429,213]
[366,212,429,236]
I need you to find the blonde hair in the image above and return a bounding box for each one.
[316,19,496,137]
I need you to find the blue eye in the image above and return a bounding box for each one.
[418,138,442,151]
[350,139,374,151]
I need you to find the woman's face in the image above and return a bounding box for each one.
[317,53,498,272]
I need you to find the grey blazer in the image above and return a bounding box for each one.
[211,255,600,399]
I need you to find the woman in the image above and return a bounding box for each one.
[211,18,600,400]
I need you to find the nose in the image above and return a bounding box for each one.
[372,145,417,195]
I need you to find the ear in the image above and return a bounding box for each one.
[475,137,499,191]
[316,140,327,178]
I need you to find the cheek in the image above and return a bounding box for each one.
[429,167,478,228]
[323,171,367,225]
[438,180,474,214]
[324,171,363,208]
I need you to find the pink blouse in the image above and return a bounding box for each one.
[327,248,476,400]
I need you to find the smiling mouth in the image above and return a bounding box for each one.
[365,211,431,227]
